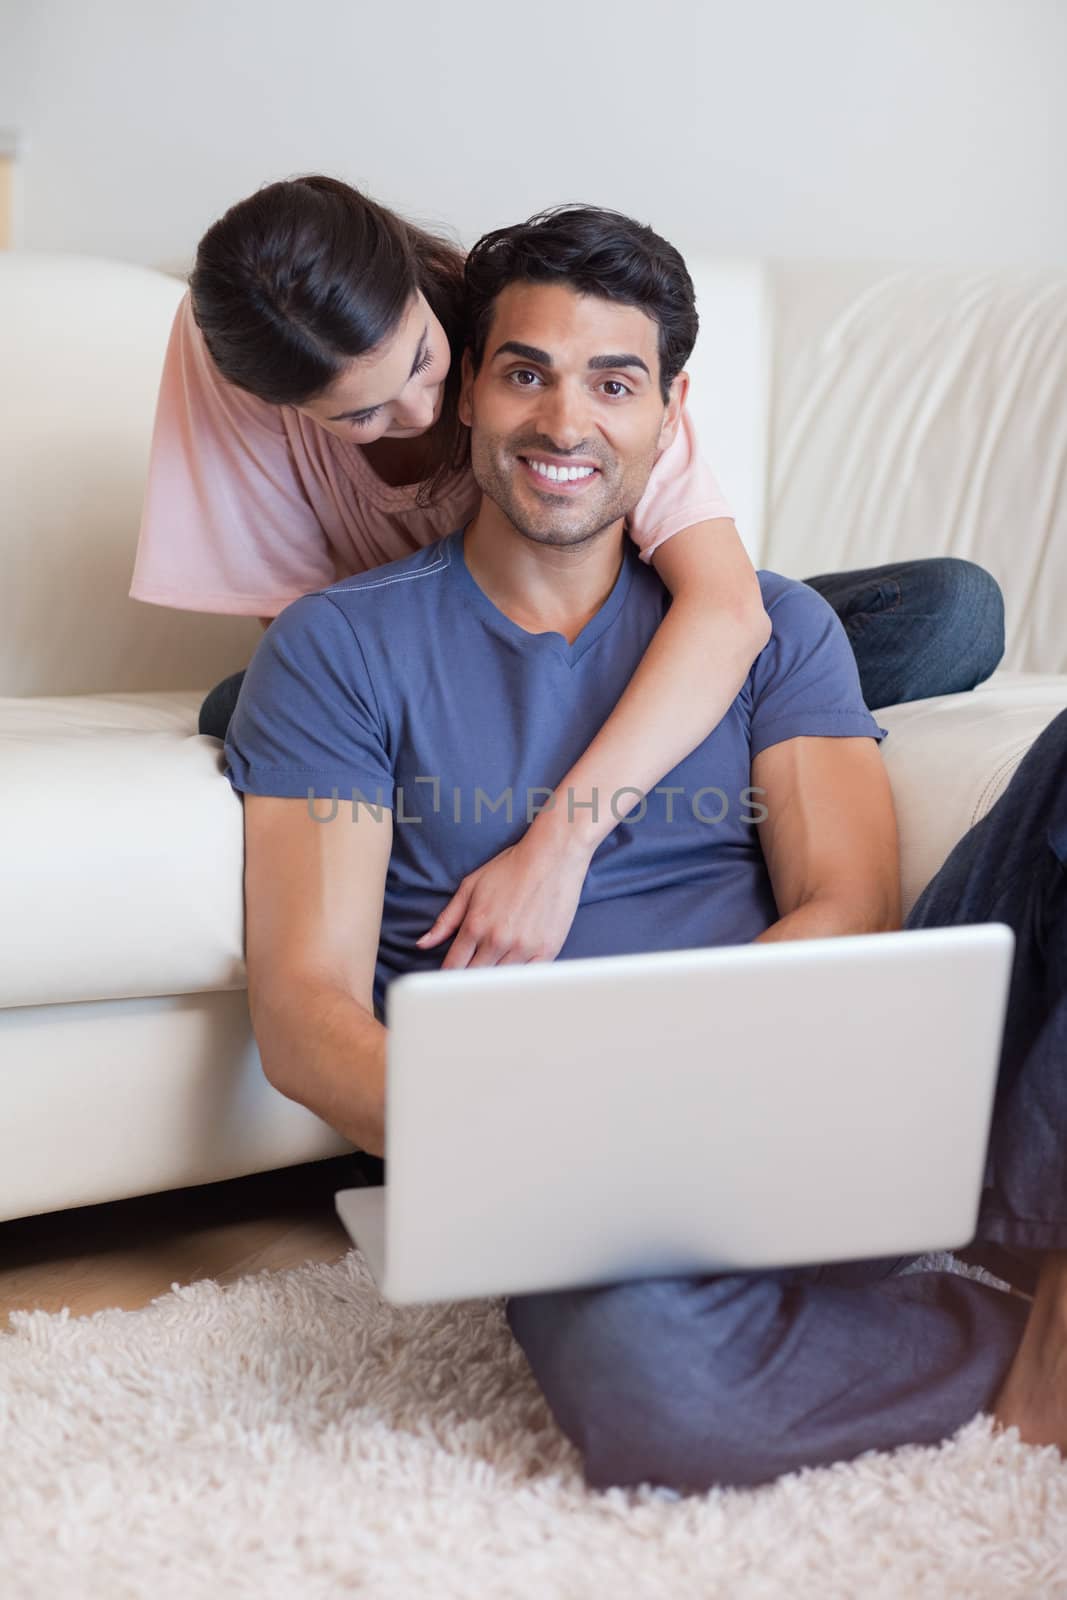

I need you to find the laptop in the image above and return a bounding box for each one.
[335,923,1014,1305]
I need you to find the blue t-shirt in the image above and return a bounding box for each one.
[224,529,887,1015]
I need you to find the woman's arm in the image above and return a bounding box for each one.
[532,518,769,851]
[417,517,771,967]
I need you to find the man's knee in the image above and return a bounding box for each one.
[922,557,1005,689]
[506,1275,798,1493]
[198,670,247,739]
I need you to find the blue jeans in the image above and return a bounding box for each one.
[506,708,1067,1492]
[197,557,1005,739]
[801,556,1004,711]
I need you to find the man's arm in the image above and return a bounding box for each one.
[751,735,901,944]
[243,793,393,1156]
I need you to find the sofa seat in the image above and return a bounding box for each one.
[4,671,1067,1020]
[878,672,1067,914]
[0,690,246,1011]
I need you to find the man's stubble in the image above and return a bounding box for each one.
[469,428,661,552]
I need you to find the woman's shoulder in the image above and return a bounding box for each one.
[165,290,286,439]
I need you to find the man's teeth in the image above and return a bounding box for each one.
[526,460,596,482]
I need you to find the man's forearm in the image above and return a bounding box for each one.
[753,893,901,946]
[251,976,387,1157]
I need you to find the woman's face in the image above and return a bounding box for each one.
[297,291,452,444]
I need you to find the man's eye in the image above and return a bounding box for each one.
[509,369,542,387]
[601,381,630,398]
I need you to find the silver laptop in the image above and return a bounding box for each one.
[335,924,1014,1305]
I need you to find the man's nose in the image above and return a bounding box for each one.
[532,380,590,450]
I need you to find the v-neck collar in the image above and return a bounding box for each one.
[450,527,635,669]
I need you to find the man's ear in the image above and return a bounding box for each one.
[657,370,689,453]
[459,350,475,428]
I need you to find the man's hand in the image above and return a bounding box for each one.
[415,830,591,968]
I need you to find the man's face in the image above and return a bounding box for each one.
[460,282,686,548]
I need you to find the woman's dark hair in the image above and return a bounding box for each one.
[188,175,469,502]
[463,205,699,402]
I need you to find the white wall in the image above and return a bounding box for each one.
[1,0,1063,269]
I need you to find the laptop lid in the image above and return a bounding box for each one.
[337,923,1014,1304]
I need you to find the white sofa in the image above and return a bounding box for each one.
[2,251,1065,1224]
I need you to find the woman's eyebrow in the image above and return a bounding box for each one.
[327,325,429,421]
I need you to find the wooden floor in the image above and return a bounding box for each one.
[0,1156,356,1328]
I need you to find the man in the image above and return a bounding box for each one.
[223,205,1067,1491]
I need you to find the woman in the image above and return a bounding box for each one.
[130,176,1005,969]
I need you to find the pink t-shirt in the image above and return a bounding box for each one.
[129,294,734,617]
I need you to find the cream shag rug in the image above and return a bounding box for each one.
[3,1248,1067,1600]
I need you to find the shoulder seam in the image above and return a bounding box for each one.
[323,543,451,596]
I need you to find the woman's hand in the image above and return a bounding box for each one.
[415,829,592,969]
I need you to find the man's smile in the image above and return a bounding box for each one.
[517,452,603,495]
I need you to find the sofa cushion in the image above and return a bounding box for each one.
[4,674,1065,1012]
[0,252,260,697]
[0,692,247,1009]
[879,672,1067,916]
[762,263,1067,675]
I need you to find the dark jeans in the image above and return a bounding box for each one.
[197,556,1006,739]
[506,708,1067,1492]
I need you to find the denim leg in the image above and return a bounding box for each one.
[508,712,1067,1493]
[905,705,1067,1256]
[198,670,248,740]
[802,557,1005,710]
[506,1257,1027,1492]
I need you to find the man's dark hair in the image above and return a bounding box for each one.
[463,205,699,402]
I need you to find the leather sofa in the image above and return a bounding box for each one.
[2,250,1064,1223]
